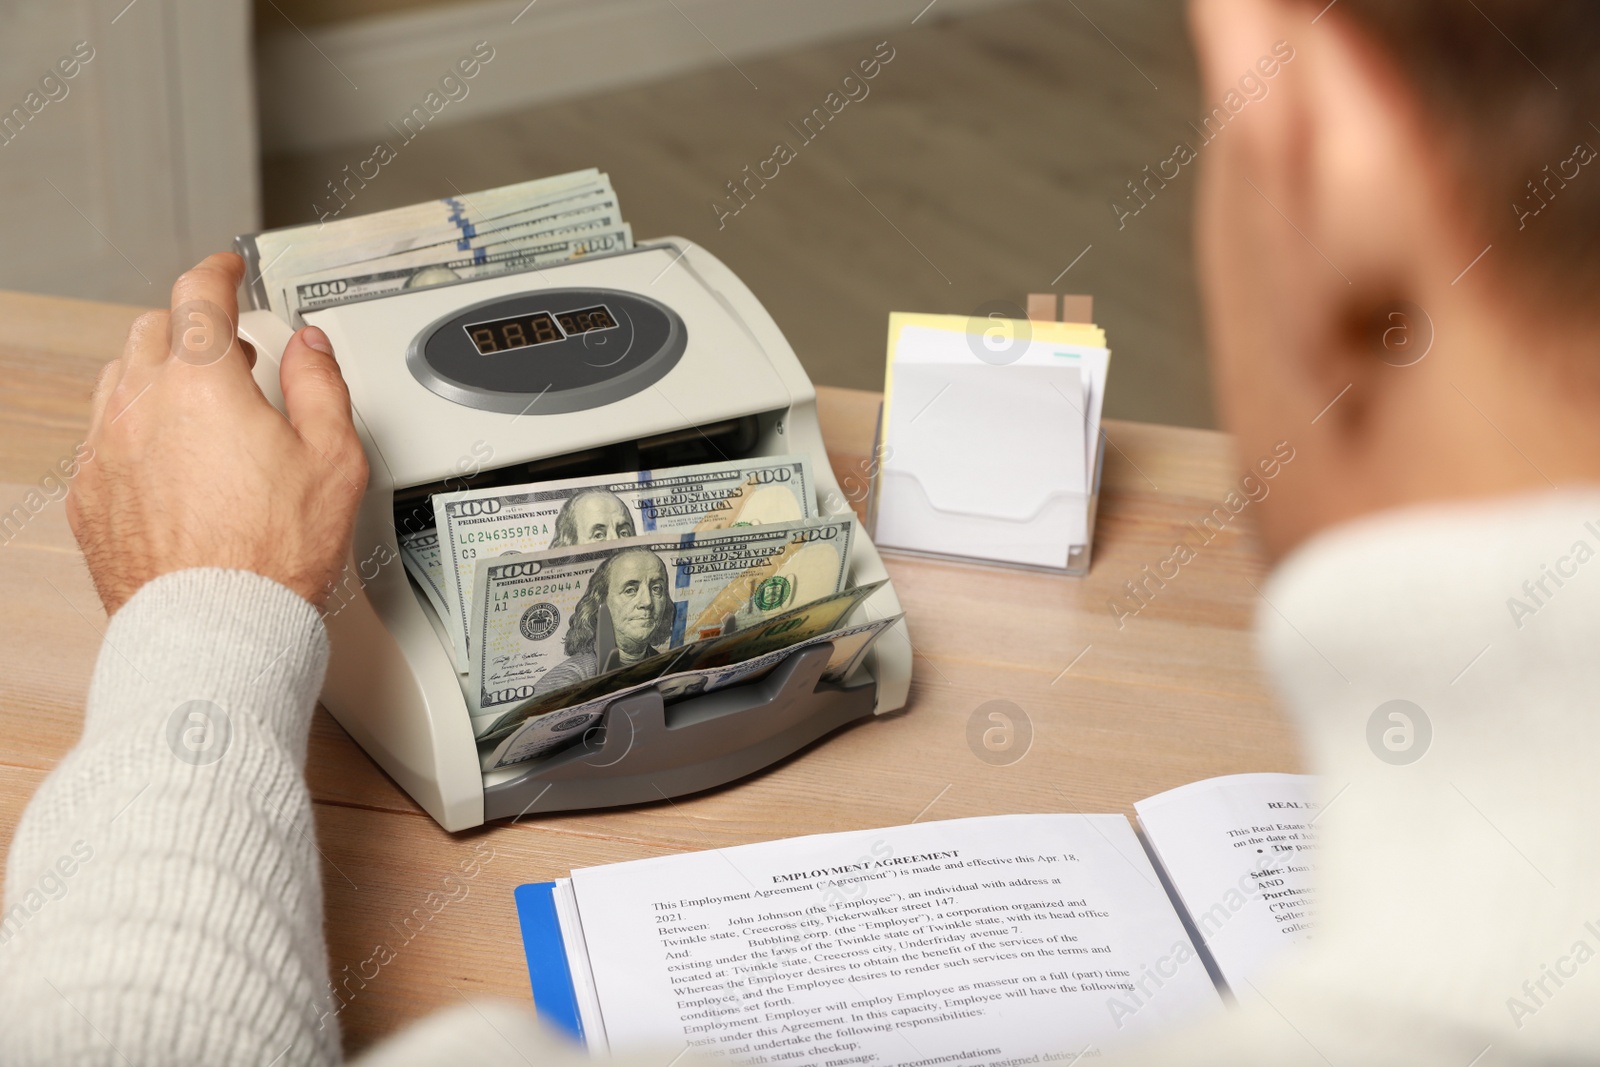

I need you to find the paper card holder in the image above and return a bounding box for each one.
[870,443,1105,577]
[870,293,1107,577]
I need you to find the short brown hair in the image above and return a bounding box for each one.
[1328,1,1600,300]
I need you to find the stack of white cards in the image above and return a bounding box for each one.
[871,310,1111,574]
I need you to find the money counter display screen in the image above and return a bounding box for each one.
[464,304,618,354]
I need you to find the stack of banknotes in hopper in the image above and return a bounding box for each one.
[400,456,900,771]
[235,168,633,321]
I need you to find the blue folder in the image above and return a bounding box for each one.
[514,882,585,1042]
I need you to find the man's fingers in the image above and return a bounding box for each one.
[167,253,250,372]
[88,358,123,431]
[169,252,244,316]
[119,307,170,376]
[279,326,366,490]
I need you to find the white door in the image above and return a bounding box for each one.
[0,0,257,304]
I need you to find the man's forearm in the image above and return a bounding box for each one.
[0,568,340,1067]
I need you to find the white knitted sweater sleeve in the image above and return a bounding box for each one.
[0,568,705,1067]
[0,568,342,1066]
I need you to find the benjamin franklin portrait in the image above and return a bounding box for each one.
[551,487,637,548]
[534,546,674,694]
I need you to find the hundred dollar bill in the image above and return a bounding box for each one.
[482,614,899,769]
[298,206,624,277]
[466,518,855,717]
[398,528,451,631]
[262,184,617,281]
[435,456,817,668]
[259,194,621,309]
[475,578,886,740]
[658,615,893,701]
[278,224,633,319]
[237,169,604,304]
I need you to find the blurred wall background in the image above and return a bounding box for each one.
[0,1,257,305]
[257,0,480,25]
[0,0,1212,427]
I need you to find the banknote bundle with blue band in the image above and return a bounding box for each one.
[235,168,631,323]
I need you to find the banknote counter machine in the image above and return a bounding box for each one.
[236,239,910,831]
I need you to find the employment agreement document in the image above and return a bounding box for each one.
[562,815,1223,1063]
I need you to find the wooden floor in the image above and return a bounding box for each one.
[262,0,1214,428]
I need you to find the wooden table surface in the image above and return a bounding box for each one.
[0,290,1299,1055]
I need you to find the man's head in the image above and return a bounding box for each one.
[1189,0,1600,558]
[565,547,673,659]
[552,488,636,548]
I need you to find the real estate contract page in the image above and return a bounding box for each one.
[1134,773,1318,1006]
[567,814,1223,1064]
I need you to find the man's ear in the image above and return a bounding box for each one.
[1188,0,1349,428]
[1293,3,1465,435]
[1188,0,1290,107]
[1192,0,1456,431]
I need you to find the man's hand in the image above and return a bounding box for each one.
[68,253,369,615]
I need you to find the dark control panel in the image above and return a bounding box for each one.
[407,287,687,415]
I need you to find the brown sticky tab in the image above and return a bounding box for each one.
[1026,293,1059,323]
[1060,294,1094,325]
